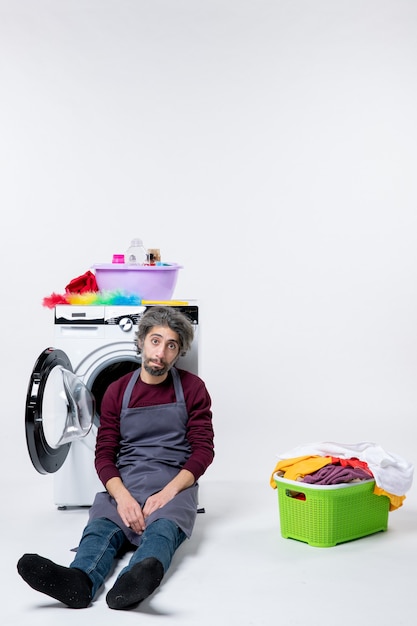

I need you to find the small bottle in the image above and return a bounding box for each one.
[125,238,147,265]
[147,248,161,265]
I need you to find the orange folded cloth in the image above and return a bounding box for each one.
[270,455,332,488]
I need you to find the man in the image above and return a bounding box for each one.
[17,306,214,610]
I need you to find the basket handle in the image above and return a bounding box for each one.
[285,488,306,501]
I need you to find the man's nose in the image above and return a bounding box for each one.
[155,344,167,358]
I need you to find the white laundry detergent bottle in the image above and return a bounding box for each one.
[125,238,148,265]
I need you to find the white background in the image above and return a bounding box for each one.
[1,0,416,506]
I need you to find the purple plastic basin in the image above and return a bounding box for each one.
[93,263,182,300]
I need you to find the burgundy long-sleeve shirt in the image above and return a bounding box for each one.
[95,367,214,488]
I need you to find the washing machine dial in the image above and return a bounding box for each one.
[119,317,133,332]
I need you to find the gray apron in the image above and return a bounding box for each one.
[88,367,199,546]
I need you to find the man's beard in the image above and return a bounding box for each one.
[143,362,168,377]
[142,357,176,377]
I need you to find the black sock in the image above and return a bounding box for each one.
[106,557,164,610]
[17,553,92,609]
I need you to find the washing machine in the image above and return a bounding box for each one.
[25,302,199,508]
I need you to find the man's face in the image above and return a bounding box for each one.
[140,325,181,378]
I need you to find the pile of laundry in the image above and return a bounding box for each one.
[270,441,414,511]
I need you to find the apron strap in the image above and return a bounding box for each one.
[121,367,141,411]
[170,367,186,405]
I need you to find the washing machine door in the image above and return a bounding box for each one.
[25,348,95,474]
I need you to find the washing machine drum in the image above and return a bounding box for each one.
[25,348,95,474]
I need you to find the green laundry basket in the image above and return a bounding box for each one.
[274,474,390,547]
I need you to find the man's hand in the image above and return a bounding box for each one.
[143,469,195,519]
[105,477,145,535]
[116,491,146,534]
[142,487,174,519]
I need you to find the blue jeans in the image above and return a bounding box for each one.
[69,517,186,599]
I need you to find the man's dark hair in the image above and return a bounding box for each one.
[135,306,194,356]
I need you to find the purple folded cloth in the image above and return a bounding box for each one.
[302,464,372,485]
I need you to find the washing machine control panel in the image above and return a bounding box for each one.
[55,305,198,328]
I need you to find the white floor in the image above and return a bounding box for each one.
[5,477,417,626]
